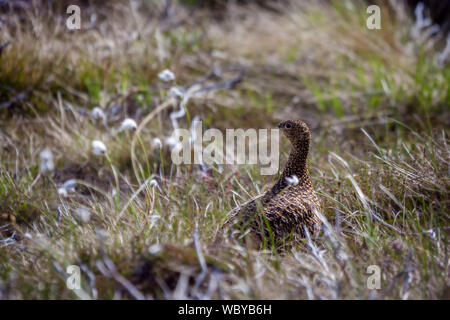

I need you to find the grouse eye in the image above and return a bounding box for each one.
[284,122,292,129]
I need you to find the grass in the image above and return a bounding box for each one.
[0,0,449,299]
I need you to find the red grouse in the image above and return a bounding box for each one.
[225,120,322,243]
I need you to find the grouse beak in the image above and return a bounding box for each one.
[277,122,282,128]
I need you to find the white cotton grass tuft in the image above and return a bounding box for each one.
[149,179,158,187]
[39,148,54,173]
[57,188,68,197]
[148,244,162,255]
[119,118,137,131]
[75,207,91,223]
[165,135,182,151]
[158,69,175,82]
[165,136,177,146]
[286,175,299,186]
[57,179,77,197]
[92,140,107,155]
[152,138,162,149]
[169,86,183,99]
[91,107,106,121]
[63,179,77,191]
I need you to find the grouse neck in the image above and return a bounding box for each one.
[261,139,310,203]
[280,141,309,182]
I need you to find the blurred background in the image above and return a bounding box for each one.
[0,0,449,300]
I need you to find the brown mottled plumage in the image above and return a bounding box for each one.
[225,120,322,242]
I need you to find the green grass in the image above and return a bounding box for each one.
[0,0,449,299]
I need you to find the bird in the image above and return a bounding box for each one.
[223,119,322,244]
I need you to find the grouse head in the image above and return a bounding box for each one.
[277,120,310,149]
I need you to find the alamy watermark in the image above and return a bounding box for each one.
[66,5,81,30]
[366,265,381,289]
[169,120,280,175]
[366,5,381,30]
[66,4,382,31]
[66,264,81,290]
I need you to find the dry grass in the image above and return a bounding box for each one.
[0,0,449,299]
